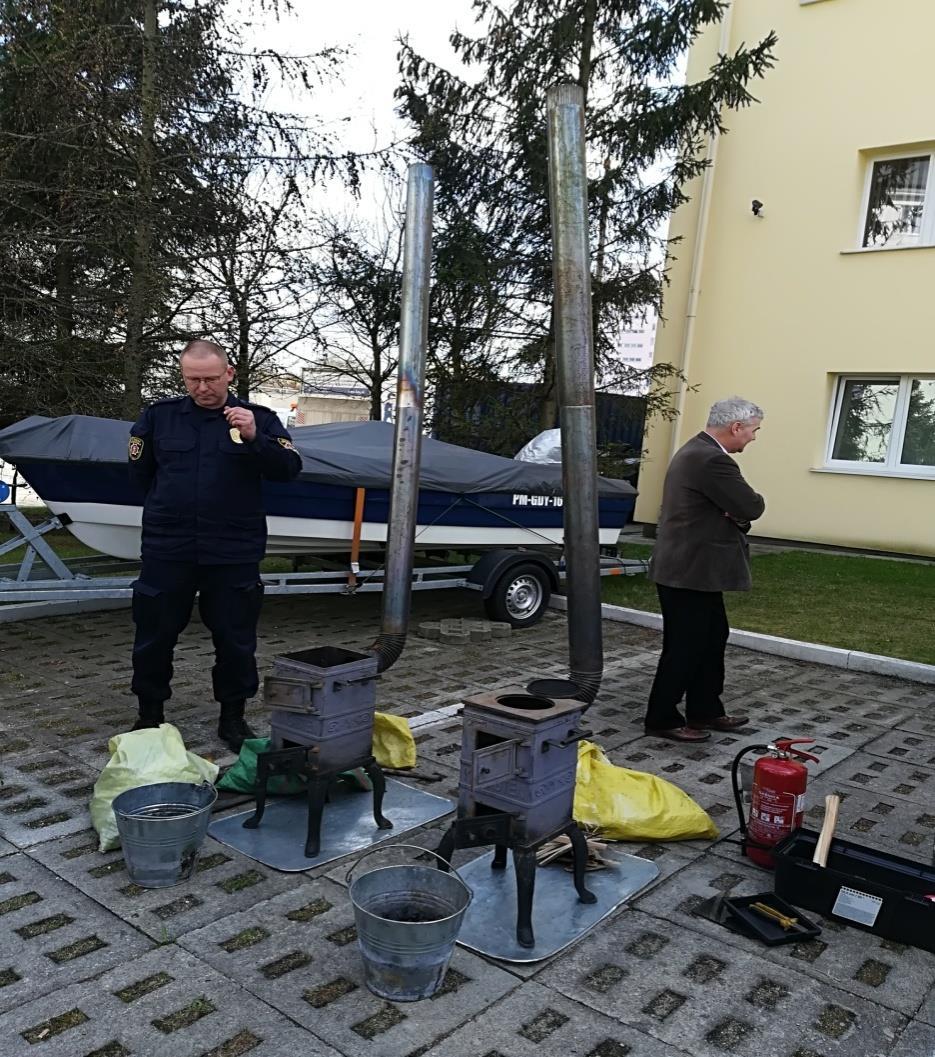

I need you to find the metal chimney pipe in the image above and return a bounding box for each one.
[370,163,434,673]
[545,84,603,704]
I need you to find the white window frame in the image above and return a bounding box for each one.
[824,374,935,479]
[857,150,935,250]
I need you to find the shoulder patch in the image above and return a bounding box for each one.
[277,437,296,451]
[129,436,144,461]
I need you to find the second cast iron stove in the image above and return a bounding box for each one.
[436,686,595,948]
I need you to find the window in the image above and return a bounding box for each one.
[827,376,935,475]
[861,153,935,249]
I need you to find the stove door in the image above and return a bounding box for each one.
[473,740,518,790]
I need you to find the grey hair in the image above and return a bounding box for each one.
[707,396,764,427]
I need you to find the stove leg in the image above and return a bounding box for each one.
[304,775,330,857]
[364,761,393,830]
[565,823,597,904]
[513,848,537,949]
[242,751,272,830]
[492,844,508,870]
[435,827,456,871]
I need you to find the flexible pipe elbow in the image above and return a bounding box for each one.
[569,669,602,706]
[370,633,407,674]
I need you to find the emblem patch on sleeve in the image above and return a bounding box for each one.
[277,437,296,451]
[128,436,144,461]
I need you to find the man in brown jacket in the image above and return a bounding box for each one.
[644,397,765,742]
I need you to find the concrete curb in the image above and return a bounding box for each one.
[548,595,935,687]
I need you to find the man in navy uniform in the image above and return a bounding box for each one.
[128,339,302,751]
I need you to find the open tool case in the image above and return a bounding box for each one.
[773,827,935,954]
[722,892,821,946]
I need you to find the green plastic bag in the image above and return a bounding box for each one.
[90,724,219,852]
[216,738,306,796]
[573,740,719,841]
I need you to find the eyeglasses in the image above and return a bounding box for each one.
[183,373,226,385]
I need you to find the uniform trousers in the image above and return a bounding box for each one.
[645,584,730,730]
[131,558,264,708]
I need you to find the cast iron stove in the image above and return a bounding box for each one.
[436,687,595,948]
[242,646,391,856]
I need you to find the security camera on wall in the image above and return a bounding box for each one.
[751,199,764,218]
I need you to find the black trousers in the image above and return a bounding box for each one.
[645,584,729,730]
[131,558,264,708]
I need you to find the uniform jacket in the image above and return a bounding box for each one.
[129,394,302,564]
[648,432,765,593]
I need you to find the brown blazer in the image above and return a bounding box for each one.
[648,432,765,593]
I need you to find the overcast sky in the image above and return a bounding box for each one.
[243,1,475,159]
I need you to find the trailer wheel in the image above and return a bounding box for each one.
[484,563,551,628]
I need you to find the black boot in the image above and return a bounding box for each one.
[132,699,165,731]
[217,700,256,754]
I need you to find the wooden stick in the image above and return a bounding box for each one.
[812,793,840,868]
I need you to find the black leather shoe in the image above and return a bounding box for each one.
[217,717,256,754]
[688,715,750,731]
[644,725,711,743]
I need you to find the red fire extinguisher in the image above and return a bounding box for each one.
[731,738,819,868]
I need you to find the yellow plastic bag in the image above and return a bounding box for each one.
[372,712,416,769]
[573,740,718,841]
[90,723,219,852]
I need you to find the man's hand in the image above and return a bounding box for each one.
[224,405,257,442]
[724,511,751,533]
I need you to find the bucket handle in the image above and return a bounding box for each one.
[345,843,473,906]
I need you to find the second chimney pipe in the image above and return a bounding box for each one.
[546,84,603,704]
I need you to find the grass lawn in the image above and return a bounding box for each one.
[603,543,935,666]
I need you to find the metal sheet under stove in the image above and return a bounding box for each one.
[208,779,454,872]
[456,847,660,962]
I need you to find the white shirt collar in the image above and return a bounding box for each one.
[704,431,729,455]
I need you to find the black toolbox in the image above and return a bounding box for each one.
[773,827,935,953]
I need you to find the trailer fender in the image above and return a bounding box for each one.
[467,550,559,599]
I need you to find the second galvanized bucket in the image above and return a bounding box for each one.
[112,781,217,889]
[347,845,472,1002]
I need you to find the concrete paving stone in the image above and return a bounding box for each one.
[895,712,935,739]
[411,719,467,770]
[791,670,935,708]
[416,980,681,1057]
[723,684,919,729]
[632,851,935,1018]
[0,944,337,1057]
[806,774,935,861]
[180,875,520,1057]
[0,852,151,1013]
[815,751,935,809]
[0,837,15,857]
[0,749,101,848]
[919,980,935,1027]
[887,1022,935,1057]
[28,827,298,941]
[862,730,935,770]
[538,907,908,1057]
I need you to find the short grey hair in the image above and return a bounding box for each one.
[707,396,764,427]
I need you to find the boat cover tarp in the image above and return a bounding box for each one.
[0,415,636,498]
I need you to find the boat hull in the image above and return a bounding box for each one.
[15,459,632,561]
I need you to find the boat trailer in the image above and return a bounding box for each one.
[0,507,647,624]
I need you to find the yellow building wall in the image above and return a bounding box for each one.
[636,0,935,555]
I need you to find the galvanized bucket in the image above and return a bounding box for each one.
[346,844,472,1002]
[112,781,217,889]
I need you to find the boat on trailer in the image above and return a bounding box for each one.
[0,415,637,562]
